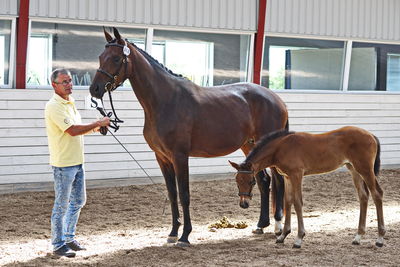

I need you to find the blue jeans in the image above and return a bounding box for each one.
[51,164,86,251]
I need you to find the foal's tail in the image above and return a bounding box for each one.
[373,135,381,176]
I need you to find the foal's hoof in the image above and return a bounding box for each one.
[292,244,301,249]
[167,236,178,244]
[176,241,191,247]
[375,241,384,247]
[275,238,284,244]
[252,228,264,235]
[351,240,360,245]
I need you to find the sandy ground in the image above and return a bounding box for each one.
[1,169,399,266]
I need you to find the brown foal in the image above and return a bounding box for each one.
[230,126,385,248]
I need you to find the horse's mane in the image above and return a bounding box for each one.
[246,130,295,163]
[114,39,185,79]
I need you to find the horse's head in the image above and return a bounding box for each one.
[229,161,256,209]
[90,27,131,99]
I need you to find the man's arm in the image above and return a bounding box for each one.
[65,117,110,136]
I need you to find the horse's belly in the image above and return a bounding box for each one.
[189,137,247,157]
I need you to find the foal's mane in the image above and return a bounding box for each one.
[111,39,185,79]
[246,130,295,163]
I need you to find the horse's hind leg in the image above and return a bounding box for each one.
[271,167,284,236]
[252,169,271,234]
[241,145,271,235]
[346,163,369,245]
[172,152,192,247]
[155,154,180,244]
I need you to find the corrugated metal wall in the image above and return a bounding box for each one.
[28,0,257,31]
[0,0,18,16]
[266,0,400,42]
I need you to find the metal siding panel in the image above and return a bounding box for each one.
[125,0,133,23]
[187,0,195,27]
[211,0,219,28]
[219,0,228,29]
[152,0,161,25]
[202,0,210,28]
[394,0,400,40]
[195,0,204,28]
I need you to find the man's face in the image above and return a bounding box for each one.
[52,73,73,99]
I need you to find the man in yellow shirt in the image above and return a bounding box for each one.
[45,69,110,257]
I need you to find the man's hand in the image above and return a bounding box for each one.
[98,117,111,127]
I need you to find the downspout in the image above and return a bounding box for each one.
[16,0,30,89]
[253,0,267,85]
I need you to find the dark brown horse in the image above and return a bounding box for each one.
[89,27,288,246]
[230,126,385,248]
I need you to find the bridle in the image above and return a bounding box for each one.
[237,170,256,198]
[92,39,132,134]
[96,40,130,92]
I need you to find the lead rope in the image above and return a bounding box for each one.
[105,128,170,215]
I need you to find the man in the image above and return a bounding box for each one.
[45,69,110,257]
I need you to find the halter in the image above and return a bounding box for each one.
[237,170,256,197]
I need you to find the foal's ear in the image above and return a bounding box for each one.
[229,160,240,170]
[103,26,113,43]
[113,27,121,40]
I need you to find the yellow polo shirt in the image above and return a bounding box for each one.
[45,94,84,167]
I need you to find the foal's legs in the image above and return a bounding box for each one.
[353,164,385,247]
[346,163,369,245]
[276,176,293,244]
[155,154,180,244]
[290,174,306,248]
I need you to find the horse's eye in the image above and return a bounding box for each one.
[113,56,121,63]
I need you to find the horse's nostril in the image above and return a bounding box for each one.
[240,201,249,209]
[95,84,99,92]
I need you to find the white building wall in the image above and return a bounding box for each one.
[1,89,399,184]
[266,0,400,42]
[0,0,18,16]
[28,0,257,31]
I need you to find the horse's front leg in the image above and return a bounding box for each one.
[155,154,180,244]
[172,152,192,247]
[252,169,271,235]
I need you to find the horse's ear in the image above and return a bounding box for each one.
[113,27,121,40]
[229,160,240,171]
[103,26,113,43]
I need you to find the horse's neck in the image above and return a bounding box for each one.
[248,145,276,172]
[128,48,177,115]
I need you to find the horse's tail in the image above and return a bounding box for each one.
[373,135,381,176]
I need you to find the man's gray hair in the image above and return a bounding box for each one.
[51,69,71,83]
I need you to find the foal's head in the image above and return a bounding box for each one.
[229,161,256,209]
[90,27,131,99]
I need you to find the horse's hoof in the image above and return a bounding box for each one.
[176,241,191,247]
[252,228,264,235]
[352,240,360,245]
[375,241,383,247]
[292,244,301,249]
[276,238,284,244]
[167,236,178,243]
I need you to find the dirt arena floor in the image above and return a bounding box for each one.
[1,169,399,266]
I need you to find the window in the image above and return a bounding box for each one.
[28,22,146,88]
[349,42,400,91]
[0,20,12,87]
[387,54,400,91]
[262,37,345,90]
[153,30,250,86]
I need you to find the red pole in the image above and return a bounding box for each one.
[253,0,267,85]
[16,0,30,89]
